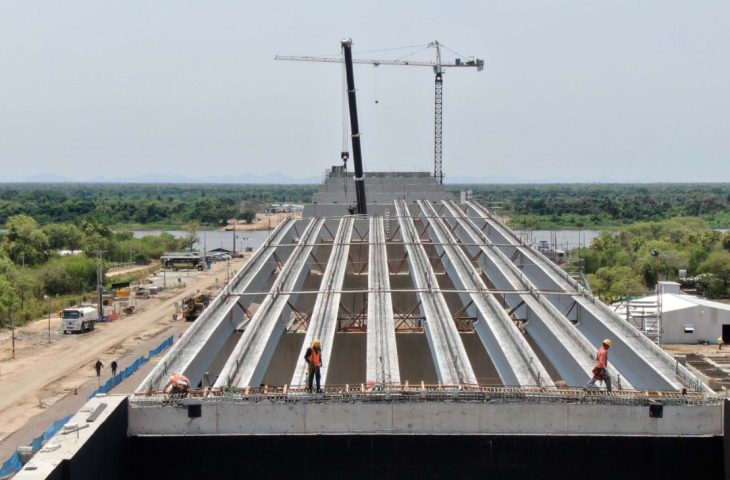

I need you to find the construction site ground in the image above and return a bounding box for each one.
[664,344,730,393]
[221,212,301,232]
[0,256,248,462]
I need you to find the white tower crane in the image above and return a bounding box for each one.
[275,41,484,184]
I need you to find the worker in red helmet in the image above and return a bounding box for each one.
[584,339,612,392]
[164,372,191,396]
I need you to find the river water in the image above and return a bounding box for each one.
[514,230,602,250]
[131,229,272,252]
[132,228,603,252]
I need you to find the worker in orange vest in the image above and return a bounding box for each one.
[165,372,191,396]
[304,339,322,393]
[584,339,612,392]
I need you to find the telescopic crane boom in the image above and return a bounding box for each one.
[275,41,484,184]
[341,38,367,215]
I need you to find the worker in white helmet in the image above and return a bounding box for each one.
[584,339,612,392]
[304,338,323,393]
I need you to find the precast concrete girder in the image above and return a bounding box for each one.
[441,201,624,387]
[394,199,477,385]
[366,216,401,385]
[418,200,553,387]
[462,201,706,392]
[572,297,704,391]
[291,216,354,387]
[466,201,578,294]
[136,219,297,392]
[215,218,326,388]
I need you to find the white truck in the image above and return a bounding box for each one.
[62,306,98,334]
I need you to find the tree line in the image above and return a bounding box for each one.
[449,183,730,228]
[0,213,189,327]
[577,218,730,302]
[0,183,318,227]
[3,183,728,229]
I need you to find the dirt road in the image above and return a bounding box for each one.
[0,257,247,444]
[222,212,300,232]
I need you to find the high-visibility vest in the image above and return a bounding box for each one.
[311,349,321,367]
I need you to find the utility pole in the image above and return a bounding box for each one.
[44,294,51,343]
[11,314,15,360]
[232,216,236,256]
[96,250,105,323]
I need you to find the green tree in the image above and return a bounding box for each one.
[4,214,49,265]
[43,223,84,250]
[183,221,200,252]
[722,232,730,252]
[241,209,256,224]
[41,255,99,296]
[697,251,730,298]
[588,266,645,304]
[0,275,20,327]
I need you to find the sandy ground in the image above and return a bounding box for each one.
[0,256,248,450]
[106,264,155,278]
[664,343,730,356]
[222,212,301,232]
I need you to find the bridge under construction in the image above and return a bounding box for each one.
[15,172,728,480]
[135,193,708,395]
[12,38,730,477]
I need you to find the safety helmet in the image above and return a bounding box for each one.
[313,339,321,348]
[603,339,612,346]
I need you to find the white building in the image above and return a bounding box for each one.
[613,282,730,344]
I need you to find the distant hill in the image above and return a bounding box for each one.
[2,172,614,185]
[0,172,321,184]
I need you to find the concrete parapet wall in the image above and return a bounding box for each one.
[128,399,723,437]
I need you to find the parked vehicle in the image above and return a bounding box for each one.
[62,306,98,334]
[161,252,205,271]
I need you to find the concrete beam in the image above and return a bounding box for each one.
[418,200,553,387]
[136,219,297,391]
[291,217,354,387]
[215,218,326,388]
[441,201,622,388]
[366,216,401,385]
[394,199,477,385]
[465,201,708,392]
[128,398,723,437]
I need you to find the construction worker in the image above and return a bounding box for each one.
[111,360,118,377]
[718,337,724,351]
[164,372,191,396]
[584,339,612,392]
[94,359,104,378]
[304,339,322,393]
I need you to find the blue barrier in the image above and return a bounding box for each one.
[0,452,22,478]
[86,335,173,399]
[0,335,173,477]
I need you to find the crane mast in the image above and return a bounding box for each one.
[433,41,444,184]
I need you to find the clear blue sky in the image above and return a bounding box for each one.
[0,1,727,182]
